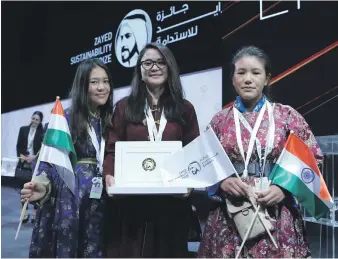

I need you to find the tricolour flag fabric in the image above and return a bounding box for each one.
[39,98,77,195]
[269,132,333,219]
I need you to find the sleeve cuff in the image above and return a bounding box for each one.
[35,183,52,207]
[207,181,221,196]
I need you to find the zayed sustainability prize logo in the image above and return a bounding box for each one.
[115,9,153,68]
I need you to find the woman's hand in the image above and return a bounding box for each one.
[25,155,36,163]
[220,177,250,197]
[105,175,117,198]
[19,154,26,162]
[256,185,285,206]
[105,175,115,189]
[21,182,46,203]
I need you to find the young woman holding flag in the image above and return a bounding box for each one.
[20,58,114,258]
[198,46,324,258]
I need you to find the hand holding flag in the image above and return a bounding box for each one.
[236,131,333,258]
[15,97,77,240]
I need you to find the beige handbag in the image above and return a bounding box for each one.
[225,198,275,241]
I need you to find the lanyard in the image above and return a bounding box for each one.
[238,115,263,164]
[234,101,275,177]
[261,102,275,176]
[87,121,105,175]
[144,99,167,141]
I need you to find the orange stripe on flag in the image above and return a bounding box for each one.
[286,133,332,202]
[318,175,333,202]
[52,99,65,117]
[285,134,320,175]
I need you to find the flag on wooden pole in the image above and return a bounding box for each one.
[269,132,333,219]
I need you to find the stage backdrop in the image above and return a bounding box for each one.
[2,1,337,159]
[1,68,222,159]
[219,1,338,136]
[2,1,224,113]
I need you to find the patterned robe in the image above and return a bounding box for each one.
[197,102,323,258]
[29,110,106,258]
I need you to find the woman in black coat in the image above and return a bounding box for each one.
[16,111,44,223]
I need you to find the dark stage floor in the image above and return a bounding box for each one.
[1,178,336,258]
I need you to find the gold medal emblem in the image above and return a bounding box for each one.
[142,158,156,171]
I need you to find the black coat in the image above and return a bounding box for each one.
[16,125,43,157]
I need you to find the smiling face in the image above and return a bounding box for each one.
[232,55,270,103]
[88,66,111,108]
[30,114,41,128]
[140,48,168,88]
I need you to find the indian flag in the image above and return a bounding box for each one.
[39,97,77,195]
[269,132,333,220]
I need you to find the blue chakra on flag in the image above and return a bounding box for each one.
[301,168,315,184]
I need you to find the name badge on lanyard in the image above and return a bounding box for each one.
[254,177,270,191]
[144,99,167,142]
[87,121,105,199]
[233,101,275,178]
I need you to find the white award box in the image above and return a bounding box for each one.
[107,141,188,195]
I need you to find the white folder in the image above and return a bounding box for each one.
[107,141,188,195]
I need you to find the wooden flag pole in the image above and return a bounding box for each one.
[235,204,261,259]
[235,132,297,256]
[234,180,277,258]
[15,144,46,240]
[232,172,278,250]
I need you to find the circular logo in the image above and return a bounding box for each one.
[188,161,201,175]
[301,168,315,184]
[115,9,152,68]
[142,158,156,171]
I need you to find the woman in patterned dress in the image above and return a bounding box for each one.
[20,58,114,258]
[197,46,323,258]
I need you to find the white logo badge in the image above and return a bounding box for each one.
[115,9,152,68]
[142,158,156,171]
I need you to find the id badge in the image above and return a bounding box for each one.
[254,177,270,191]
[90,177,103,199]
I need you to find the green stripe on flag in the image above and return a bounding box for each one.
[43,129,77,165]
[270,165,330,220]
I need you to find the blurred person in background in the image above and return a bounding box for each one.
[16,111,44,223]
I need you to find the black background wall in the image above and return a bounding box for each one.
[2,1,223,112]
[2,1,338,135]
[220,1,338,136]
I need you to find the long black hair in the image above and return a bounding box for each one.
[230,45,273,99]
[125,43,186,124]
[31,111,44,131]
[69,58,114,141]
